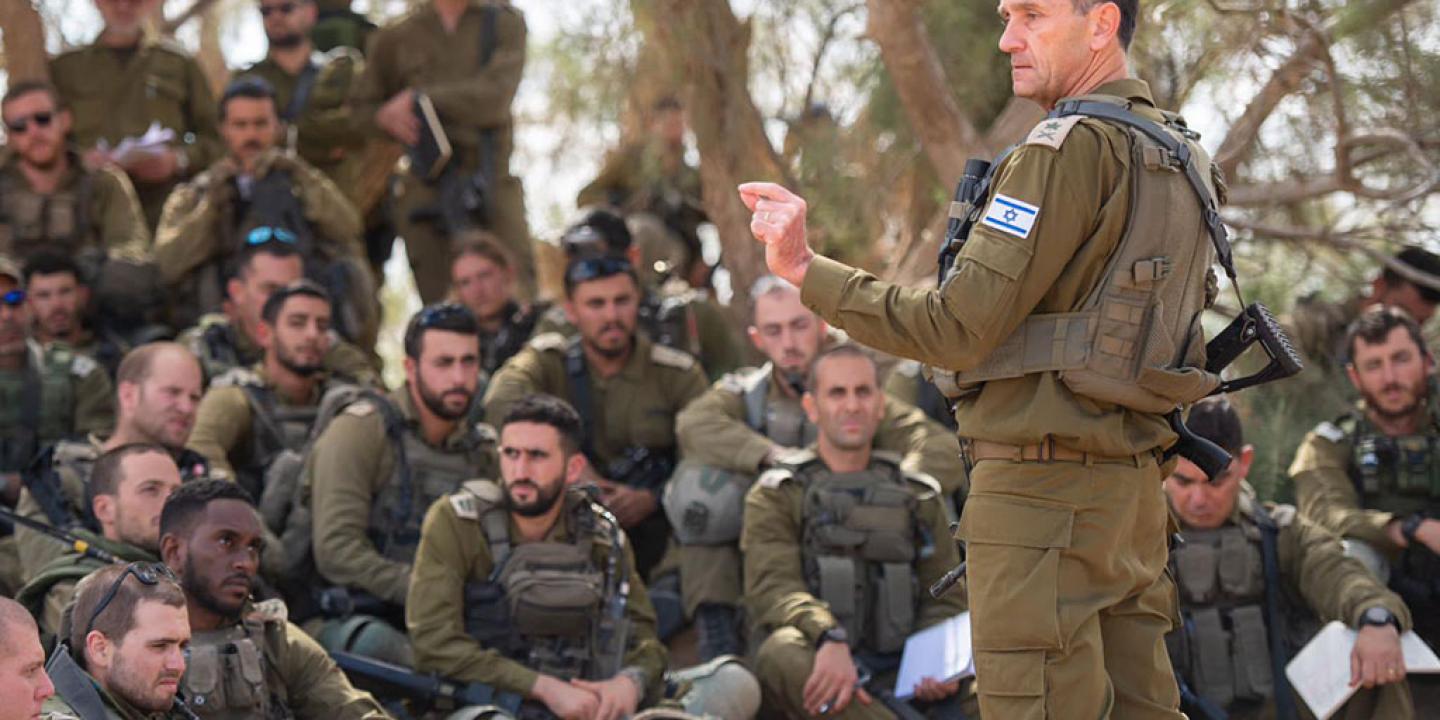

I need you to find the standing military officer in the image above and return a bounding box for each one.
[155,78,375,345]
[15,342,204,582]
[1170,398,1411,719]
[17,444,181,639]
[0,597,56,719]
[159,479,390,719]
[1290,306,1440,710]
[352,0,534,302]
[669,276,963,660]
[742,345,969,718]
[741,0,1225,714]
[40,562,192,718]
[484,256,709,578]
[306,304,497,655]
[49,0,221,230]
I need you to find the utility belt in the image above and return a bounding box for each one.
[961,437,1161,468]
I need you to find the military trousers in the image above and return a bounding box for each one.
[391,170,535,304]
[957,455,1182,719]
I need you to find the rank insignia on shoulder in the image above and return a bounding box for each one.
[1023,115,1082,150]
[981,193,1040,240]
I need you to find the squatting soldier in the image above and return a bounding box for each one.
[538,209,743,381]
[17,444,180,639]
[741,0,1234,713]
[741,345,970,718]
[670,276,963,660]
[352,0,535,302]
[15,343,204,582]
[484,256,709,578]
[305,304,497,660]
[155,78,375,346]
[409,394,758,720]
[450,238,548,378]
[1291,306,1440,710]
[1170,398,1411,719]
[0,597,57,715]
[160,479,390,719]
[49,0,221,229]
[1,82,155,323]
[178,240,378,388]
[41,563,192,718]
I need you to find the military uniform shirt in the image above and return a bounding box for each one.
[800,79,1174,457]
[187,365,326,481]
[240,53,367,188]
[0,149,151,265]
[178,313,379,388]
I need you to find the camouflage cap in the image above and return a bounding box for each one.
[0,254,22,287]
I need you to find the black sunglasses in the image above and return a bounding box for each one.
[259,2,299,16]
[414,302,474,329]
[5,111,54,134]
[1,289,24,307]
[565,256,634,286]
[84,562,178,638]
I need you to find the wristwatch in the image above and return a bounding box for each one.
[1401,513,1426,544]
[816,626,848,648]
[1359,606,1399,631]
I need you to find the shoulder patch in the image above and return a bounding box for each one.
[1314,421,1346,444]
[463,478,504,504]
[343,401,377,417]
[247,598,289,623]
[980,192,1040,240]
[449,492,479,520]
[757,467,796,490]
[1265,502,1298,529]
[211,366,263,389]
[1023,115,1083,150]
[452,479,503,520]
[528,332,568,353]
[651,343,697,371]
[69,353,98,378]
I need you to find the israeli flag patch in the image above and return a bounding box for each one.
[980,193,1040,240]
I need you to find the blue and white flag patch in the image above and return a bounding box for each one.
[980,193,1039,240]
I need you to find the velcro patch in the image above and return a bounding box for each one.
[980,193,1040,240]
[1315,421,1345,444]
[1023,115,1082,150]
[651,343,697,370]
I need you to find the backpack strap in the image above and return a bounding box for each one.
[1250,502,1297,720]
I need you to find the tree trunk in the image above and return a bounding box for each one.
[0,1,50,83]
[636,0,794,320]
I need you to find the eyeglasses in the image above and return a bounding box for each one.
[414,302,474,329]
[564,256,634,286]
[259,2,298,16]
[4,111,54,134]
[245,226,298,246]
[84,562,178,638]
[1,289,25,307]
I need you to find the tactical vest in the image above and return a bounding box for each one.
[481,301,546,375]
[1333,411,1440,516]
[460,484,618,681]
[781,452,932,656]
[26,439,211,531]
[193,316,253,382]
[930,95,1222,414]
[0,163,94,259]
[737,364,814,449]
[639,288,700,360]
[212,367,331,501]
[182,604,294,720]
[0,341,83,473]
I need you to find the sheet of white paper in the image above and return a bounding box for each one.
[103,122,175,164]
[893,611,974,700]
[1286,621,1440,720]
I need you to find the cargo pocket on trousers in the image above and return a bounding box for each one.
[957,493,1073,651]
[974,649,1047,719]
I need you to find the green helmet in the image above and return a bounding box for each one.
[317,614,414,667]
[662,461,753,545]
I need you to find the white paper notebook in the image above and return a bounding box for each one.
[1285,620,1440,720]
[893,611,975,700]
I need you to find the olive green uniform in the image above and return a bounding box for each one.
[49,36,221,230]
[307,385,498,607]
[178,312,379,388]
[408,482,666,701]
[798,80,1214,718]
[351,0,533,302]
[740,450,970,719]
[180,599,389,719]
[15,532,155,640]
[1168,485,1412,719]
[482,332,709,576]
[0,149,151,271]
[883,360,957,432]
[240,51,369,198]
[0,340,114,476]
[41,676,191,720]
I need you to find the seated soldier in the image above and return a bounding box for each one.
[178,239,377,387]
[409,394,759,720]
[41,562,192,718]
[159,479,389,718]
[450,238,548,378]
[882,361,956,432]
[24,252,140,379]
[1169,397,1411,719]
[305,304,497,662]
[17,444,182,639]
[0,596,56,718]
[154,77,376,348]
[742,345,972,719]
[535,209,742,381]
[15,342,205,581]
[670,275,963,660]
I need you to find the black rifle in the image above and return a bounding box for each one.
[330,650,524,714]
[0,504,118,563]
[588,496,632,680]
[604,446,677,495]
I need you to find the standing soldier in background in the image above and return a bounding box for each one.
[741,0,1232,714]
[49,0,221,230]
[352,0,534,302]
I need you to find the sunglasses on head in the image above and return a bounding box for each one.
[1,289,25,307]
[84,562,179,638]
[4,111,54,134]
[414,302,474,329]
[246,226,299,246]
[565,255,633,286]
[259,2,298,16]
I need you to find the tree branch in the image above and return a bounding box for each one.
[0,0,50,83]
[161,0,224,35]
